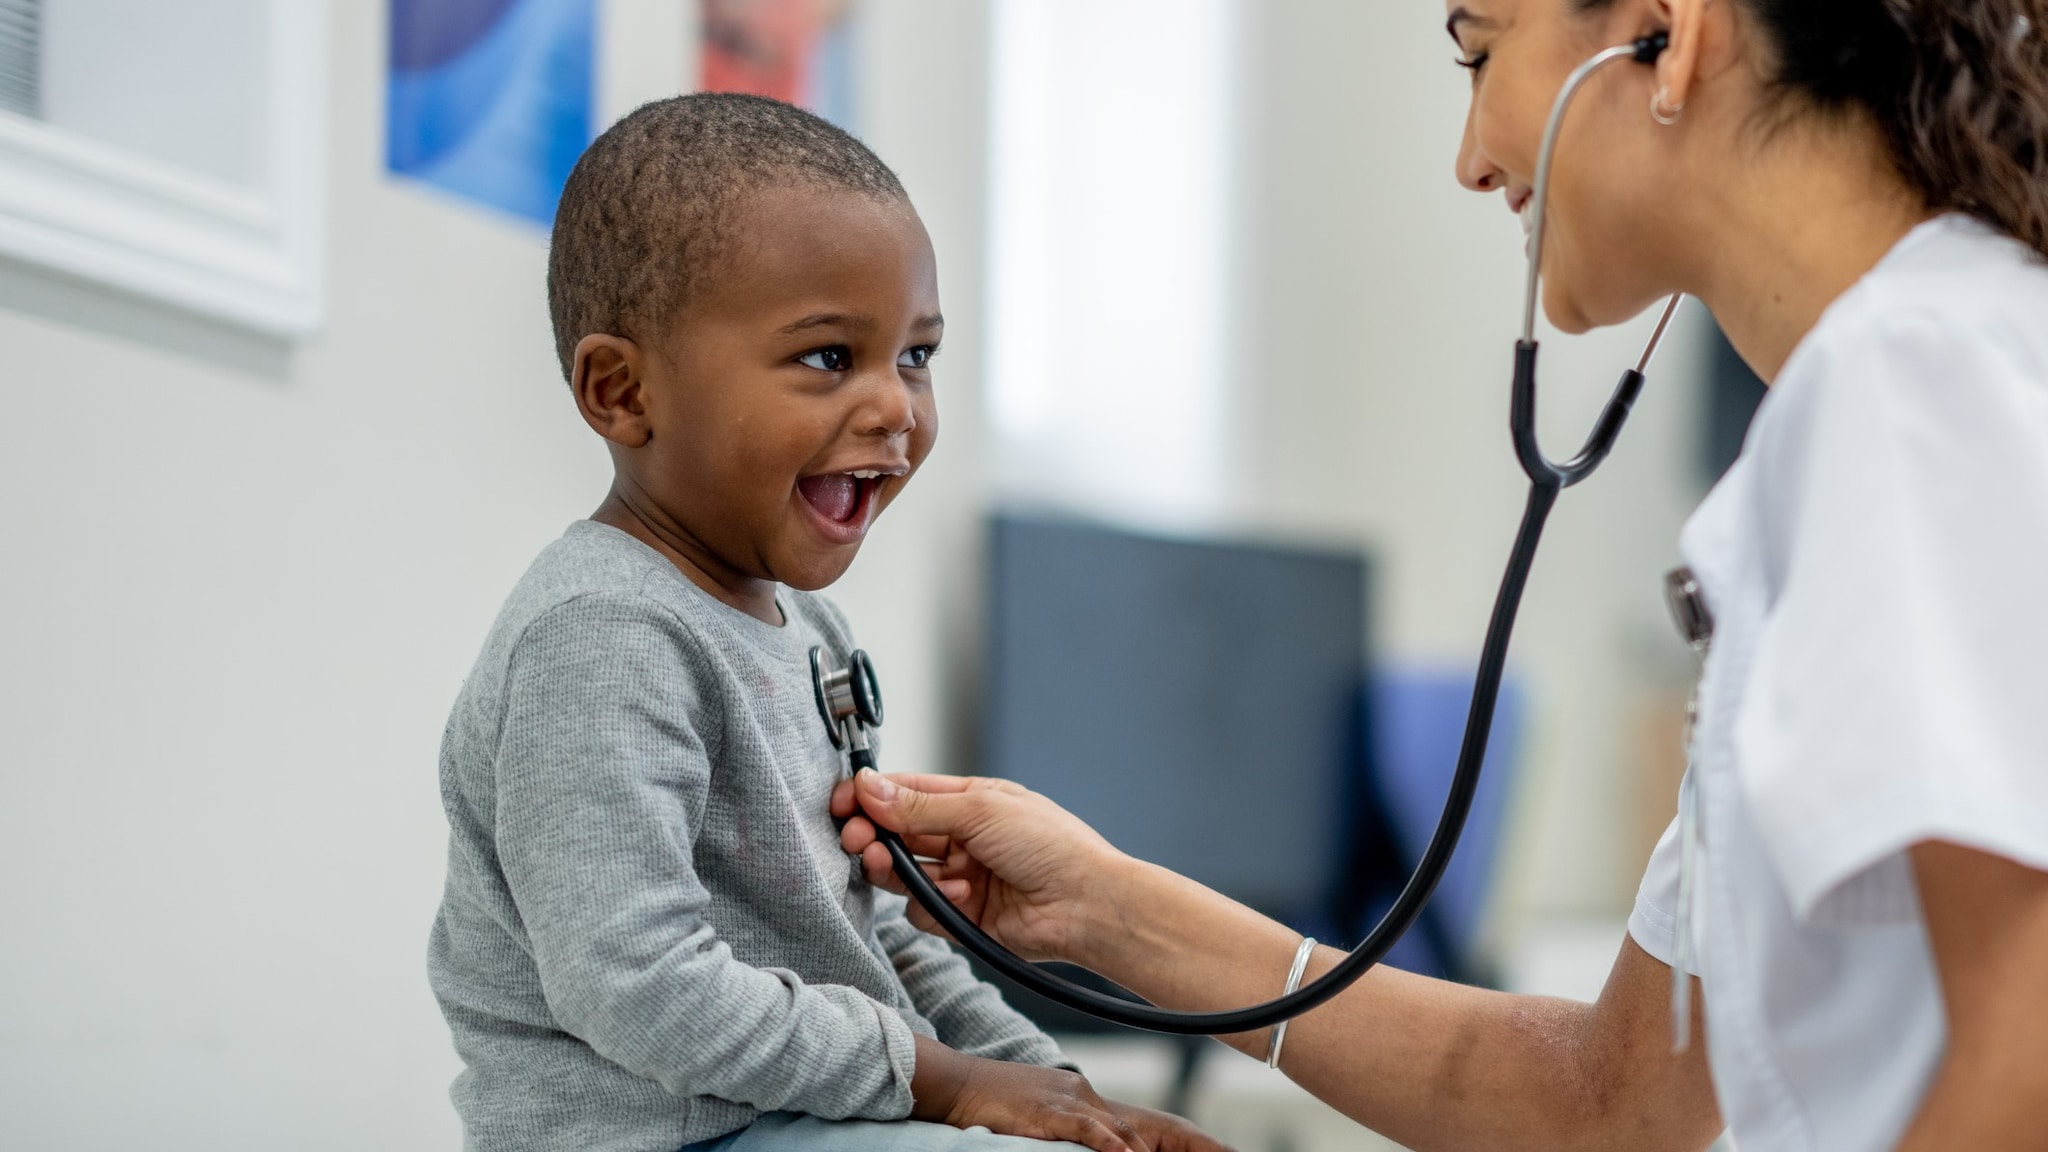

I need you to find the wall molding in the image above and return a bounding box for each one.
[0,0,327,337]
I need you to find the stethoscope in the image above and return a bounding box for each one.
[813,31,1682,1036]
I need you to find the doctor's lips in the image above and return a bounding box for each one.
[798,465,906,527]
[1506,186,1536,235]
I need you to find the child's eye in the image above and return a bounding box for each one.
[798,346,853,372]
[897,345,937,370]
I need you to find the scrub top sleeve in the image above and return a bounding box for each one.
[1629,811,1699,975]
[1734,308,2048,922]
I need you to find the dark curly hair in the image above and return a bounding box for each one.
[1582,0,2048,259]
[546,93,907,382]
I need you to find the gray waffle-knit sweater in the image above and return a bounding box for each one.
[428,521,1066,1152]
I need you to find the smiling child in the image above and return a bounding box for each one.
[425,95,1218,1152]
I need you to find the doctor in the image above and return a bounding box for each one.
[835,0,2048,1149]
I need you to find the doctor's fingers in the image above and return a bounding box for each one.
[838,810,954,860]
[863,845,980,938]
[832,772,970,819]
[853,769,1029,839]
[831,772,989,817]
[855,833,986,893]
[870,771,1026,797]
[829,776,862,819]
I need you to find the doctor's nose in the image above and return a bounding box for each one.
[1457,113,1504,194]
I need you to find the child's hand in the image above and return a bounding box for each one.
[1105,1100,1235,1152]
[911,1035,1213,1152]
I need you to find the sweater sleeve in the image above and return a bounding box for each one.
[874,893,1073,1070]
[494,593,917,1119]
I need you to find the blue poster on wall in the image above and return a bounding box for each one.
[387,0,595,227]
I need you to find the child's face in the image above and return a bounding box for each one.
[595,184,941,600]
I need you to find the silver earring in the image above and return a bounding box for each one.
[1651,87,1685,126]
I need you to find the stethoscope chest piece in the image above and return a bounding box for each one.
[811,646,883,753]
[1663,567,1716,653]
[1660,565,1715,1052]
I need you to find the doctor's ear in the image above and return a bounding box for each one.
[572,333,655,448]
[1649,0,1724,123]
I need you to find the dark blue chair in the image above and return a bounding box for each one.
[1341,668,1525,984]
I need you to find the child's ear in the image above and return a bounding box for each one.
[572,334,653,448]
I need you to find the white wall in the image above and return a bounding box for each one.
[0,2,988,1147]
[0,2,592,1143]
[984,0,1241,529]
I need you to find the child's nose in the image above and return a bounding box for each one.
[859,370,918,437]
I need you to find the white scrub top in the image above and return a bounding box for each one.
[1628,215,2048,1152]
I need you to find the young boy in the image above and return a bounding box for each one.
[427,95,1220,1152]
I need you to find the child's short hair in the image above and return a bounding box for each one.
[547,93,908,382]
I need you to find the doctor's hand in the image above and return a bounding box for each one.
[833,769,1130,966]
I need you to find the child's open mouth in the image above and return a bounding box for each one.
[797,470,884,534]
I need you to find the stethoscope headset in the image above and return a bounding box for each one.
[813,32,1684,1036]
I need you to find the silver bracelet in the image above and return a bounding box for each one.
[1266,935,1318,1070]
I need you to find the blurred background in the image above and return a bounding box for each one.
[0,1,1762,1148]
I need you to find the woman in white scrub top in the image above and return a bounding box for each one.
[836,0,2048,1149]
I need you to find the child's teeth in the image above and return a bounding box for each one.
[851,470,879,480]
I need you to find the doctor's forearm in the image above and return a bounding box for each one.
[1076,861,1721,1152]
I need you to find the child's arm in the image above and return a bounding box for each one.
[880,897,1228,1147]
[493,594,917,1122]
[876,894,1075,1069]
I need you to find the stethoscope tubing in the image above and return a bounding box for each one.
[869,32,1681,1036]
[871,475,1560,1034]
